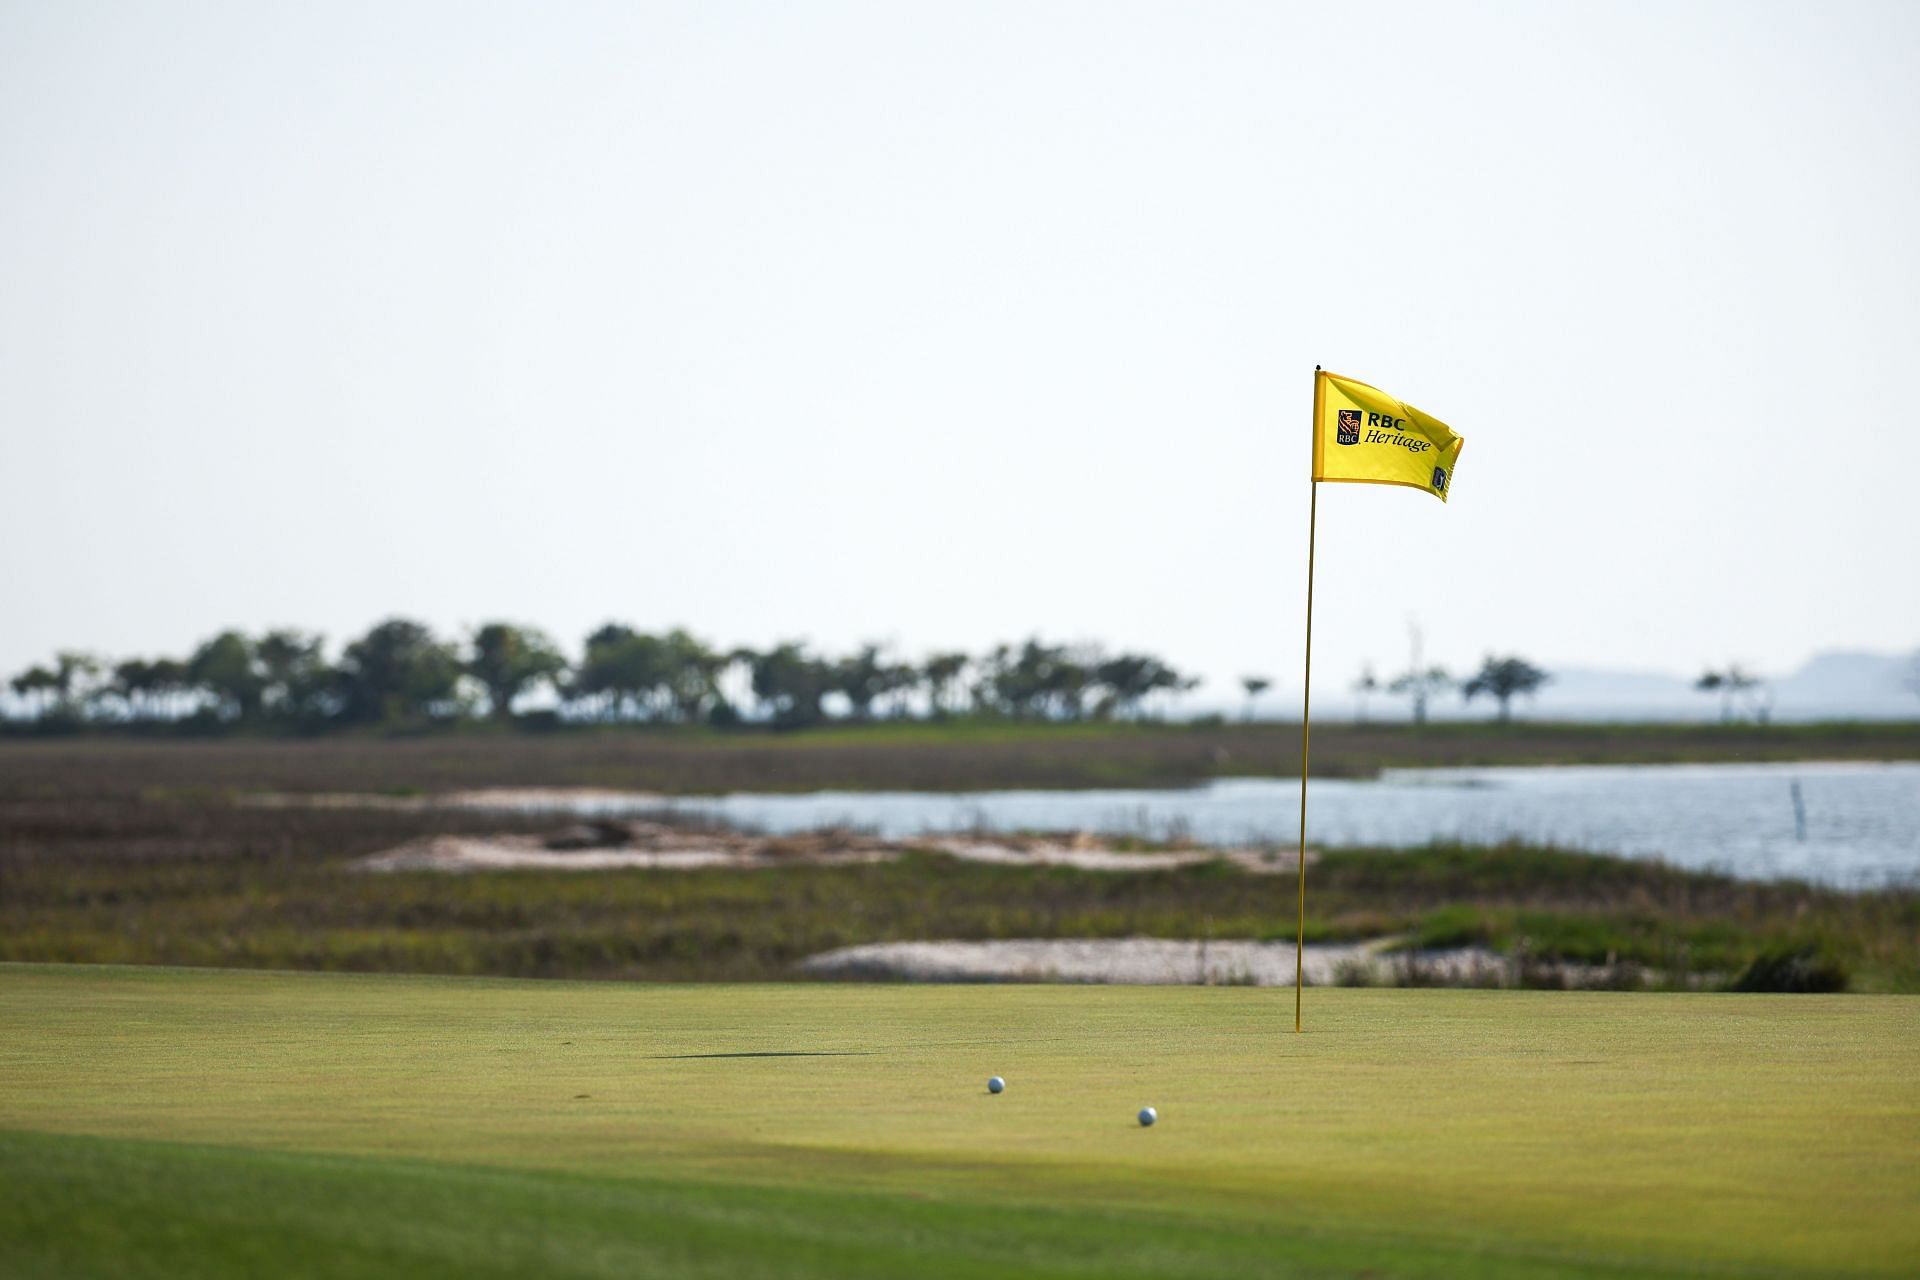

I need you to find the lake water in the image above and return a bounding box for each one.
[488,761,1920,887]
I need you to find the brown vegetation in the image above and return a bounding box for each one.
[3,718,1914,800]
[2,741,1913,990]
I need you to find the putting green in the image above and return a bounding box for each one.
[2,965,1915,1277]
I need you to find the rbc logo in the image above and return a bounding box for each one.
[1432,466,1448,492]
[1336,409,1362,445]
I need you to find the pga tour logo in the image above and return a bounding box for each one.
[1336,409,1362,445]
[1432,466,1448,492]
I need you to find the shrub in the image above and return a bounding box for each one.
[1731,944,1849,994]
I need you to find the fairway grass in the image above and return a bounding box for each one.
[3,966,1916,1277]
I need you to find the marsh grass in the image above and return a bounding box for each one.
[4,719,1916,799]
[4,780,1915,988]
[3,735,1915,990]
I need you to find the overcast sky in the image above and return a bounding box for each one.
[3,0,1916,698]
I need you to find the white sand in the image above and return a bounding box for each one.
[359,835,891,873]
[920,838,1298,874]
[799,938,1517,986]
[355,827,1302,875]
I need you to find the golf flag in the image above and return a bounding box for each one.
[1294,365,1466,1035]
[1312,370,1464,501]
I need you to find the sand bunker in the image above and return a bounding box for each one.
[356,819,1302,875]
[246,788,676,813]
[922,835,1295,874]
[360,821,889,872]
[800,938,1632,988]
[800,938,1509,986]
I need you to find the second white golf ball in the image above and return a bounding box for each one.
[1138,1106,1157,1127]
[987,1076,1005,1094]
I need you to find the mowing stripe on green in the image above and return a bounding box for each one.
[3,965,1915,1277]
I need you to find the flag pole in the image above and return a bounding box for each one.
[1297,366,1321,1033]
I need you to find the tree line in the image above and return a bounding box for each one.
[1348,654,1551,724]
[3,621,1199,733]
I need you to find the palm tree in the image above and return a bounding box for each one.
[1461,656,1550,722]
[1388,666,1451,724]
[1239,676,1271,721]
[1696,665,1762,723]
[1353,664,1379,723]
[1390,623,1448,725]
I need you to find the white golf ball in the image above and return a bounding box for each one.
[987,1076,1005,1094]
[1138,1106,1157,1127]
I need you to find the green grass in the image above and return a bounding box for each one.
[3,966,1917,1277]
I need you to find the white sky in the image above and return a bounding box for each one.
[3,0,1917,697]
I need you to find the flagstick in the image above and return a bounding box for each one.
[1296,475,1318,1033]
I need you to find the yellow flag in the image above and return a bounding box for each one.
[1312,370,1464,502]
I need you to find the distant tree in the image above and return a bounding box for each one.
[336,619,461,723]
[713,645,760,724]
[1047,650,1094,720]
[832,644,895,722]
[1240,676,1271,721]
[660,629,726,724]
[967,641,1189,722]
[9,664,61,720]
[1695,665,1762,723]
[109,658,191,722]
[257,629,333,721]
[978,641,1047,719]
[1461,656,1550,722]
[188,632,264,721]
[110,659,157,720]
[18,651,107,723]
[57,652,106,713]
[920,652,970,718]
[1090,656,1144,717]
[1905,650,1920,704]
[1093,652,1193,720]
[1151,658,1198,718]
[1088,652,1142,721]
[1391,621,1450,726]
[974,642,1040,718]
[749,642,832,728]
[1353,664,1379,724]
[874,658,921,720]
[467,623,566,723]
[572,625,669,721]
[1388,665,1451,725]
[6,627,1230,735]
[1694,670,1723,715]
[147,659,192,721]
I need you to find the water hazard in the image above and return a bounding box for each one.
[472,761,1920,887]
